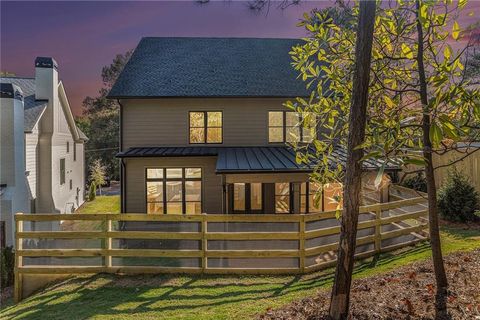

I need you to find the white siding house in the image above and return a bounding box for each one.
[0,57,87,247]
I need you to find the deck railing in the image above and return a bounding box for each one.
[14,186,429,302]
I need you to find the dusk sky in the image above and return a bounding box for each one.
[1,1,479,116]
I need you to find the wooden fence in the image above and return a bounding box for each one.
[14,188,428,302]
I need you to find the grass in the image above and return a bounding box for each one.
[1,224,479,320]
[76,196,120,214]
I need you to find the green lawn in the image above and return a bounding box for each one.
[1,225,479,320]
[76,196,120,214]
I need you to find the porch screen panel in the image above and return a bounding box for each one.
[233,183,246,212]
[146,168,202,214]
[250,183,262,211]
[275,183,290,213]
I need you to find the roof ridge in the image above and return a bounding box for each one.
[0,76,34,80]
[141,36,301,41]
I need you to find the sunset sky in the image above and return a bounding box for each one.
[1,0,479,116]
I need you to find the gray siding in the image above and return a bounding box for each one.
[121,98,293,148]
[125,157,222,213]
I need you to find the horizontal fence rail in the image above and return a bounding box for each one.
[13,186,429,302]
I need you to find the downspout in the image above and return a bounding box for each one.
[117,99,126,213]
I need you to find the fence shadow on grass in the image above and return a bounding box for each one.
[0,241,439,320]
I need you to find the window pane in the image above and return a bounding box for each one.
[147,202,164,214]
[309,182,323,212]
[185,181,201,201]
[233,183,245,211]
[302,127,315,143]
[185,168,201,179]
[147,169,163,179]
[166,168,183,179]
[286,127,301,143]
[207,112,222,127]
[190,112,204,127]
[146,182,163,202]
[207,128,222,143]
[186,202,202,214]
[250,183,262,211]
[286,112,300,126]
[269,128,284,143]
[301,195,307,213]
[167,203,183,214]
[275,196,290,213]
[166,181,182,201]
[275,183,290,213]
[269,111,283,126]
[190,128,205,143]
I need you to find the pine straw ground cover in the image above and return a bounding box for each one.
[260,249,480,320]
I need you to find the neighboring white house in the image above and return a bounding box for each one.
[0,57,88,247]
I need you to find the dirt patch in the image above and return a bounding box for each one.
[260,249,480,319]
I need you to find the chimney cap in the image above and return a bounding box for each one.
[0,83,23,100]
[35,57,58,70]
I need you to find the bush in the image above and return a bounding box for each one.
[402,172,427,193]
[88,182,97,201]
[438,169,480,222]
[1,246,15,288]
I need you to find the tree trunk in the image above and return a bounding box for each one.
[329,1,376,319]
[415,1,449,318]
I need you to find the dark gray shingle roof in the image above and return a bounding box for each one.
[0,77,47,132]
[108,37,310,98]
[117,146,400,173]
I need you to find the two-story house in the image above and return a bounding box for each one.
[109,37,398,216]
[1,57,87,246]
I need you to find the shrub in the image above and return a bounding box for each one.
[438,169,480,222]
[88,182,97,201]
[402,172,427,193]
[1,246,15,288]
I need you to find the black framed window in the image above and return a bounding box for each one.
[66,141,70,153]
[300,182,324,213]
[268,111,316,143]
[189,111,223,144]
[146,168,202,214]
[73,142,77,161]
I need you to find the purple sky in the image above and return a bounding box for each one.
[1,1,478,116]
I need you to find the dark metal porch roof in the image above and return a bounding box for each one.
[117,146,400,173]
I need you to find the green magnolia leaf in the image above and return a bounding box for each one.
[458,0,468,9]
[401,43,414,59]
[444,45,452,60]
[429,122,443,144]
[452,21,460,40]
[403,158,426,166]
[384,96,395,108]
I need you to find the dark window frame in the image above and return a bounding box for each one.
[145,167,202,214]
[188,111,223,144]
[66,141,70,153]
[300,182,325,213]
[73,142,77,161]
[268,111,316,144]
[274,182,293,214]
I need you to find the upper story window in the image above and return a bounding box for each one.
[73,142,77,161]
[268,111,316,144]
[60,158,66,185]
[66,141,70,153]
[189,111,223,144]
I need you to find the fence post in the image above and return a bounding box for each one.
[104,215,112,270]
[299,215,305,273]
[14,213,23,303]
[201,215,207,272]
[375,208,382,253]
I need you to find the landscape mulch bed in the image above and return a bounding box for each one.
[260,249,480,320]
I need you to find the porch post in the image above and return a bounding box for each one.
[222,174,227,214]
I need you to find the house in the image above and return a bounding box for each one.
[0,57,88,247]
[108,37,399,216]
